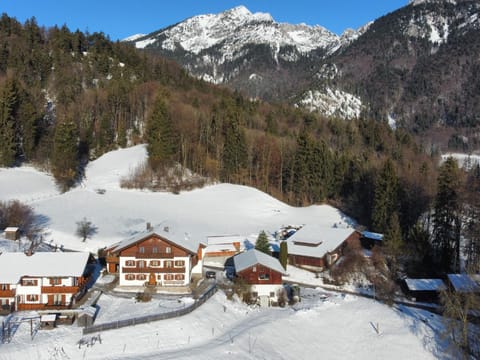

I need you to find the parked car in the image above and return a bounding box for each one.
[205,270,216,279]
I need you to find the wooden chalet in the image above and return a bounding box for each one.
[402,278,446,302]
[286,226,360,271]
[0,252,92,311]
[105,227,199,287]
[233,249,286,306]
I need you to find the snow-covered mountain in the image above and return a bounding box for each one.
[127,6,368,110]
[129,2,480,131]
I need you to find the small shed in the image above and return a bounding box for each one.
[40,314,57,330]
[4,227,20,241]
[360,231,383,249]
[77,306,97,327]
[402,278,446,302]
[447,274,480,293]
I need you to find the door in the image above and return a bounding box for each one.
[148,273,156,286]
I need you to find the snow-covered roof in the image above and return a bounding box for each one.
[234,249,286,275]
[204,243,238,254]
[361,231,383,241]
[40,314,57,322]
[0,252,90,284]
[4,227,19,232]
[404,278,446,292]
[447,274,480,293]
[107,226,197,255]
[206,235,245,246]
[286,226,356,258]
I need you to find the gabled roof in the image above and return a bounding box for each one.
[447,274,480,293]
[107,226,197,255]
[286,225,356,258]
[361,231,383,241]
[0,252,90,284]
[404,278,446,292]
[233,249,286,275]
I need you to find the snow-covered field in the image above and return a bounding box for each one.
[0,145,452,359]
[1,290,447,360]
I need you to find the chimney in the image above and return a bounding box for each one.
[163,226,169,233]
[146,222,152,231]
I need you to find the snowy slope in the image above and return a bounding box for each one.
[0,145,353,253]
[0,291,445,359]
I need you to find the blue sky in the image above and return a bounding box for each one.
[1,1,409,40]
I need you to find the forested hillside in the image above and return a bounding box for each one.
[0,14,479,276]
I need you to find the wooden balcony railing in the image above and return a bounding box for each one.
[106,255,119,264]
[122,267,185,274]
[135,252,174,259]
[41,286,79,294]
[0,290,15,297]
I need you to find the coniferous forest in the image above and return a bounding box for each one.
[0,14,479,276]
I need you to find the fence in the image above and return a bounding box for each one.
[82,284,217,334]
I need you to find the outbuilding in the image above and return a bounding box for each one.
[4,227,20,241]
[402,278,446,302]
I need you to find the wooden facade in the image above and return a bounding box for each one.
[237,264,283,285]
[288,230,360,270]
[106,232,198,287]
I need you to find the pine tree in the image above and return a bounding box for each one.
[372,159,398,233]
[432,157,462,272]
[0,79,19,166]
[221,116,247,183]
[146,95,178,169]
[255,230,271,255]
[52,119,79,191]
[383,212,403,275]
[279,241,288,269]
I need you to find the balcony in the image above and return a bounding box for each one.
[135,252,174,259]
[106,255,119,264]
[0,289,15,297]
[122,267,185,274]
[41,286,79,294]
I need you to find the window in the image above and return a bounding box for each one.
[53,294,62,306]
[165,247,171,254]
[258,273,270,280]
[136,274,146,281]
[139,246,145,254]
[27,294,38,302]
[150,260,160,267]
[1,284,7,291]
[137,260,146,268]
[252,266,256,273]
[164,274,174,281]
[50,277,61,285]
[157,274,162,280]
[269,292,275,297]
[22,279,37,286]
[164,260,173,268]
[174,260,185,267]
[175,274,185,280]
[152,247,158,254]
[125,274,135,281]
[125,260,135,267]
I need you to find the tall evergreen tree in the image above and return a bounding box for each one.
[432,157,462,272]
[146,95,178,169]
[372,159,398,233]
[0,79,19,166]
[52,120,79,191]
[221,116,247,183]
[255,230,271,255]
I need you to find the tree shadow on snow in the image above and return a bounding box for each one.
[394,305,458,359]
